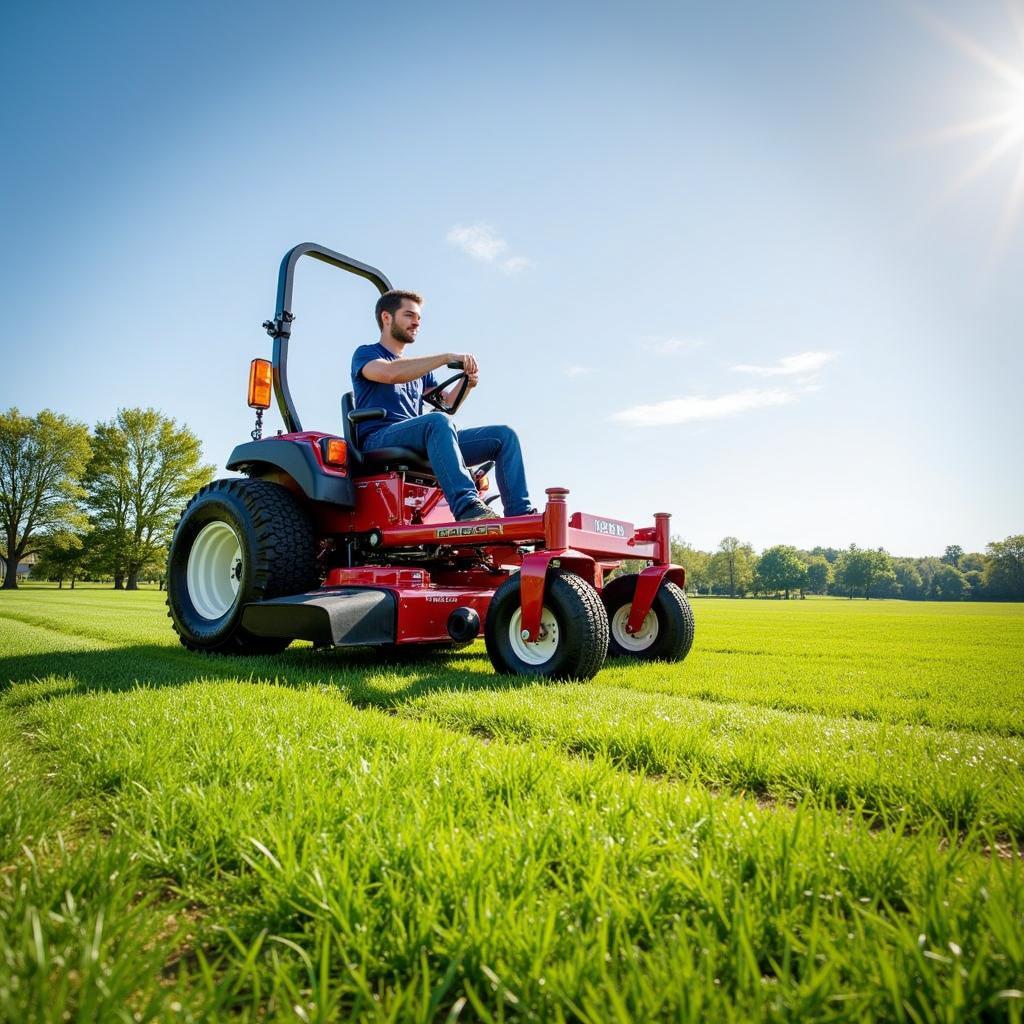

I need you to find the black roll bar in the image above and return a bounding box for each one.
[263,243,394,434]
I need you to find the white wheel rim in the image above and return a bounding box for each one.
[186,521,242,620]
[611,603,659,652]
[508,605,560,666]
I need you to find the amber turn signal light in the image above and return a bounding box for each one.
[248,359,272,410]
[323,438,348,467]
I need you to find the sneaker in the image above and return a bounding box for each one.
[457,501,500,521]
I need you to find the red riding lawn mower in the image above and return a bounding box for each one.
[167,244,694,680]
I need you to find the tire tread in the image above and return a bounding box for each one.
[485,570,608,680]
[603,574,694,661]
[166,477,316,654]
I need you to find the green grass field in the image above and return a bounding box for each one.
[1,587,1022,1022]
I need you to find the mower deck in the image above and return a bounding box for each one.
[238,491,684,650]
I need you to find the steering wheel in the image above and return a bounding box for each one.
[422,360,471,415]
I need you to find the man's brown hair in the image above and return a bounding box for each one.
[375,289,423,330]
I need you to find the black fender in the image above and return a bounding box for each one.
[227,440,356,507]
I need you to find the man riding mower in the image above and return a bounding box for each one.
[351,287,534,523]
[166,243,694,680]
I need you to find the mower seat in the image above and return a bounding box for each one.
[341,392,436,477]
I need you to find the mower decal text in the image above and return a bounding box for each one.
[435,524,505,539]
[593,519,626,537]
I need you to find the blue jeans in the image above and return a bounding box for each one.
[362,412,532,518]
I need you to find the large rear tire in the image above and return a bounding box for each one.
[485,572,608,680]
[166,478,317,654]
[601,574,694,662]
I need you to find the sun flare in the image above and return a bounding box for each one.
[914,3,1024,252]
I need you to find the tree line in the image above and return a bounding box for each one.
[0,407,213,589]
[667,536,1024,601]
[4,405,1021,600]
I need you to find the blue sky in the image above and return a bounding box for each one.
[2,0,1022,555]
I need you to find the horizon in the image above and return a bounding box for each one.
[2,0,1021,553]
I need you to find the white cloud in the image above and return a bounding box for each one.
[501,255,532,273]
[612,388,796,427]
[643,336,704,355]
[446,223,531,273]
[447,223,507,261]
[731,351,836,376]
[566,364,593,377]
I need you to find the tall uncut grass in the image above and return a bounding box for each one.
[1,587,1022,1022]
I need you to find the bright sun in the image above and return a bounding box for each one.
[916,3,1024,251]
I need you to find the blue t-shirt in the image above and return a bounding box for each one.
[351,343,440,445]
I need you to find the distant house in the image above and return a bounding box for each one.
[0,552,36,582]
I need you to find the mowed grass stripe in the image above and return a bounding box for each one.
[6,588,1023,736]
[393,681,1024,835]
[618,600,1024,736]
[0,596,173,650]
[2,598,1024,839]
[2,598,1024,837]
[0,613,111,654]
[4,679,1024,1022]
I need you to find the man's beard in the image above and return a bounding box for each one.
[390,322,415,345]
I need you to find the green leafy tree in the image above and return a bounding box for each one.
[671,537,711,594]
[86,522,130,588]
[85,409,214,590]
[709,536,755,597]
[871,565,901,599]
[834,545,895,600]
[963,569,985,599]
[915,557,944,598]
[0,408,91,589]
[942,544,963,568]
[834,546,865,599]
[756,545,807,599]
[983,535,1024,600]
[960,552,985,573]
[686,551,711,594]
[893,559,924,600]
[810,546,841,564]
[32,530,88,589]
[84,430,132,587]
[932,563,969,600]
[803,555,831,595]
[867,549,896,599]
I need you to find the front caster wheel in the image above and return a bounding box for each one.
[601,575,695,661]
[485,572,608,680]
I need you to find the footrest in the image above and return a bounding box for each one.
[241,588,396,647]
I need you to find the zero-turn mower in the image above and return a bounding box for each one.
[166,244,694,679]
